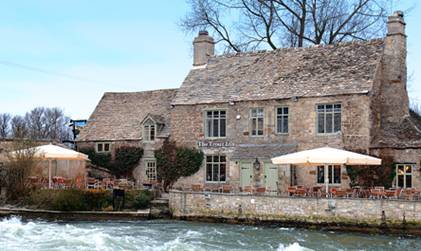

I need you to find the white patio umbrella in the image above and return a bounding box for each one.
[10,144,89,188]
[271,146,382,196]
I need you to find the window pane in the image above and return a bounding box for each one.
[283,115,288,133]
[212,164,219,181]
[326,113,333,133]
[104,144,110,152]
[317,113,325,133]
[206,119,212,137]
[326,104,333,112]
[206,156,212,162]
[206,164,212,181]
[97,144,103,152]
[317,166,324,183]
[251,109,257,117]
[220,164,226,182]
[334,104,341,111]
[405,175,412,188]
[213,156,219,162]
[213,119,219,137]
[284,107,288,114]
[206,111,212,118]
[328,166,333,184]
[405,165,412,174]
[258,118,264,135]
[397,175,404,188]
[220,111,226,118]
[317,105,325,112]
[252,119,257,135]
[220,119,226,137]
[150,125,155,140]
[220,155,226,162]
[334,166,341,184]
[334,112,341,132]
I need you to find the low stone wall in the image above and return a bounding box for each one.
[169,190,421,234]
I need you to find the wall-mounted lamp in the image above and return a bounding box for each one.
[253,158,261,170]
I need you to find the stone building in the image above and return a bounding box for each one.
[170,11,420,192]
[78,11,420,191]
[76,89,177,184]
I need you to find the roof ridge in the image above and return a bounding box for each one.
[211,38,385,60]
[104,88,178,95]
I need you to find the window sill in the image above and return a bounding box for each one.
[204,137,227,140]
[316,132,341,136]
[205,181,227,184]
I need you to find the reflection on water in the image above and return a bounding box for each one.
[1,216,420,251]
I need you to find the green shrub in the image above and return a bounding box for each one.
[52,189,87,211]
[26,189,113,211]
[79,148,112,168]
[133,190,153,209]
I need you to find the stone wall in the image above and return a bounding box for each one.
[76,139,165,185]
[169,191,421,227]
[171,94,372,191]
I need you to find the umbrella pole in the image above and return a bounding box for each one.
[48,159,52,189]
[324,164,328,198]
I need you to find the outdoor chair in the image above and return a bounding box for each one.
[384,188,400,199]
[63,178,73,189]
[401,188,416,200]
[331,188,347,198]
[369,187,385,199]
[295,187,306,197]
[87,178,98,189]
[287,186,297,197]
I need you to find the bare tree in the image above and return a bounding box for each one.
[11,115,28,139]
[181,0,390,52]
[44,107,71,141]
[0,113,11,138]
[25,107,47,140]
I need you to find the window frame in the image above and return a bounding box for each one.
[145,159,157,182]
[316,165,341,185]
[250,107,265,137]
[275,106,289,135]
[143,119,156,142]
[316,103,342,135]
[205,155,227,183]
[395,163,414,188]
[95,142,112,153]
[203,109,227,139]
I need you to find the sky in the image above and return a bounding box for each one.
[0,0,420,119]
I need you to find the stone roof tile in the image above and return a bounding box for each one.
[173,39,384,105]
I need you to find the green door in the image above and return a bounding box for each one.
[240,162,253,188]
[264,162,278,192]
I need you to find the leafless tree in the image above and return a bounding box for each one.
[25,107,47,140]
[44,107,71,141]
[0,113,11,138]
[181,0,390,52]
[11,115,28,139]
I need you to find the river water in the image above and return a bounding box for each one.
[1,216,420,251]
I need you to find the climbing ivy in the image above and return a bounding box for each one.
[79,146,143,178]
[155,139,203,191]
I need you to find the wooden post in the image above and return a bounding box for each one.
[48,159,52,189]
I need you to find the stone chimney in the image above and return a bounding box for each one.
[193,31,214,66]
[381,11,409,124]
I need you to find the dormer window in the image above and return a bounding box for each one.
[143,119,156,142]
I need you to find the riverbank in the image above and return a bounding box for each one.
[0,207,150,221]
[169,190,421,236]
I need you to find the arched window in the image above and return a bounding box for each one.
[143,119,155,142]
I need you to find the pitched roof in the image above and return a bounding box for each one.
[173,39,384,105]
[77,89,177,142]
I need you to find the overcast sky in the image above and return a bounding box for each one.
[0,1,420,119]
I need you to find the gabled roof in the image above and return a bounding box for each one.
[77,89,177,142]
[172,39,384,105]
[141,113,165,125]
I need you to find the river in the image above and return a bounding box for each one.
[1,216,420,251]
